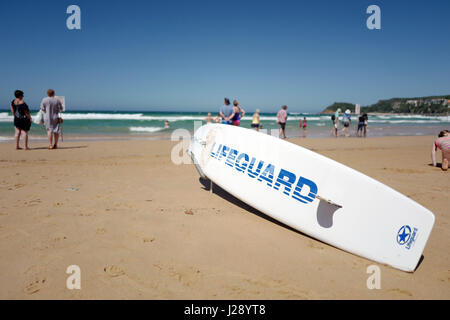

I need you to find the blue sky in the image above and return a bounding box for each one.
[0,0,449,112]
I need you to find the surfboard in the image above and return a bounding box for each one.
[188,124,435,272]
[56,96,66,112]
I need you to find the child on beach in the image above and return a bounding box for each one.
[301,117,307,137]
[251,109,261,131]
[432,130,450,171]
[205,113,213,124]
[331,114,337,137]
[357,115,364,137]
[363,113,368,137]
[11,90,32,150]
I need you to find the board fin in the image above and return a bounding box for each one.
[316,195,342,208]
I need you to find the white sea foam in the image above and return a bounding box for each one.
[62,113,207,121]
[0,112,12,122]
[129,126,164,133]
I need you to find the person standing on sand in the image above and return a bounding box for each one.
[231,100,245,126]
[363,113,368,137]
[330,114,337,137]
[11,90,32,150]
[219,98,235,125]
[40,89,63,149]
[341,109,351,137]
[334,108,341,137]
[277,105,288,139]
[251,109,261,131]
[357,115,364,137]
[432,130,450,171]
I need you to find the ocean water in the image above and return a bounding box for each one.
[0,110,449,141]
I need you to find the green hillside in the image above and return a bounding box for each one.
[322,95,450,114]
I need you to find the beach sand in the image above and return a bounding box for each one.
[0,135,448,299]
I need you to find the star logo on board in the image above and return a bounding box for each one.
[397,225,412,245]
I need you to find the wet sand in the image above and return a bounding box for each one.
[0,135,448,299]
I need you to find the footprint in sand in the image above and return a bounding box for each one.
[96,228,107,235]
[26,199,42,207]
[143,237,155,243]
[388,288,413,297]
[104,265,125,277]
[24,279,47,295]
[78,213,93,217]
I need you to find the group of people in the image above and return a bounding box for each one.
[208,98,289,137]
[205,101,298,139]
[331,108,368,138]
[11,89,64,150]
[205,98,263,132]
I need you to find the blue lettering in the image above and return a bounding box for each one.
[247,157,265,179]
[210,143,220,159]
[208,143,318,206]
[273,169,296,196]
[225,149,239,167]
[258,164,275,187]
[218,145,230,161]
[292,177,318,203]
[235,153,249,172]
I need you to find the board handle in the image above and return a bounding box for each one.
[316,195,342,209]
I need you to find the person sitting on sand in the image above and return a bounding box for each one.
[219,98,235,125]
[40,89,63,149]
[432,130,450,171]
[251,109,261,131]
[205,113,213,124]
[231,100,245,126]
[11,90,32,150]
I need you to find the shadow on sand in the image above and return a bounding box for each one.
[198,177,427,272]
[30,145,88,150]
[199,177,311,239]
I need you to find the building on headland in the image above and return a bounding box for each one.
[406,100,419,106]
[431,98,445,104]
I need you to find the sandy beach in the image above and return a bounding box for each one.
[0,135,448,300]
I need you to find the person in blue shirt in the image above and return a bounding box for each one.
[341,109,352,137]
[219,98,235,125]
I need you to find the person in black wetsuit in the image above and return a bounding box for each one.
[10,90,32,150]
